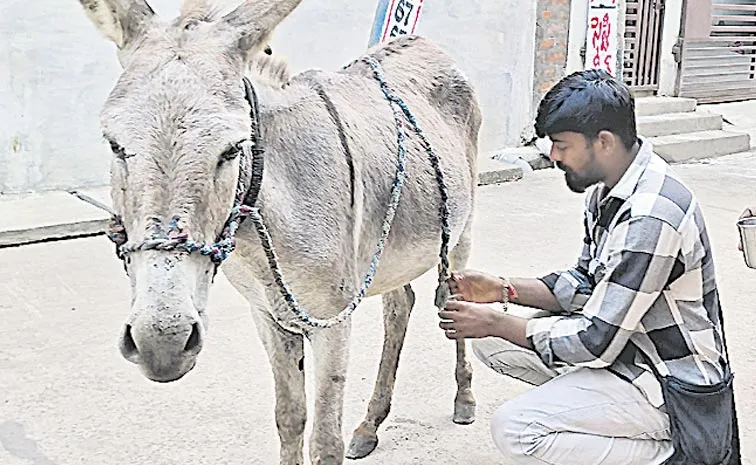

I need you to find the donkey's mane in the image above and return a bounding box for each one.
[247,52,292,89]
[175,0,292,89]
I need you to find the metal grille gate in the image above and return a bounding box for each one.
[624,0,667,92]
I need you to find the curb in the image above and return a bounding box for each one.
[477,158,524,186]
[0,189,112,248]
[490,145,554,171]
[0,218,108,248]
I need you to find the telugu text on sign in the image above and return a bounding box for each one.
[585,0,619,77]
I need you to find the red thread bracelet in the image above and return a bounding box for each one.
[500,276,518,302]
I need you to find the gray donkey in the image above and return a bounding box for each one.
[75,0,482,463]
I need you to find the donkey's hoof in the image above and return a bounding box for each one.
[453,402,476,425]
[346,432,378,460]
[312,455,341,465]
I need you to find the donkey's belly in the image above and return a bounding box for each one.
[365,246,452,297]
[361,187,474,297]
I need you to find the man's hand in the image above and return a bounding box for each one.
[447,269,508,303]
[438,300,504,339]
[438,299,534,349]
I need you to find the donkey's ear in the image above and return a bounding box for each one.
[78,0,156,49]
[220,0,303,55]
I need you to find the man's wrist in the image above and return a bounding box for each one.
[499,276,518,303]
[488,311,533,349]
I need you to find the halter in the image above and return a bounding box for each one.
[73,77,265,277]
[74,56,454,328]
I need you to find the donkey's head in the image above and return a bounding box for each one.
[78,0,302,382]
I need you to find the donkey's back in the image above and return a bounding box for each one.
[342,35,482,147]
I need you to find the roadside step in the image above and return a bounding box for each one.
[638,111,723,138]
[649,129,751,163]
[635,96,697,117]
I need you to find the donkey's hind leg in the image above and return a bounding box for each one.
[448,217,476,425]
[346,283,416,460]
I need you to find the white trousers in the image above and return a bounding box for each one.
[471,308,674,465]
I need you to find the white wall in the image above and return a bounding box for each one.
[0,0,537,194]
[274,0,538,155]
[566,0,589,74]
[0,0,121,194]
[657,0,684,96]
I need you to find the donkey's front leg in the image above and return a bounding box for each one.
[307,321,351,465]
[250,309,307,465]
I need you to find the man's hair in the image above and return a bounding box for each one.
[534,69,637,151]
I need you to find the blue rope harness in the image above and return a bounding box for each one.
[82,55,453,328]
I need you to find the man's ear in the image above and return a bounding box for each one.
[218,0,303,57]
[596,130,619,155]
[77,0,156,50]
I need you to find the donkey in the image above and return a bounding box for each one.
[75,0,482,463]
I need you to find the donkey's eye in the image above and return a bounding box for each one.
[219,142,243,164]
[108,140,132,160]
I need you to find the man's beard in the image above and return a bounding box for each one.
[556,161,602,193]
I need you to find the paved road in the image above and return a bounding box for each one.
[1,152,755,465]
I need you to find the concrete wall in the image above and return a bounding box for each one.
[0,0,121,195]
[0,0,537,194]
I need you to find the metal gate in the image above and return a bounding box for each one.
[675,0,756,103]
[623,0,667,92]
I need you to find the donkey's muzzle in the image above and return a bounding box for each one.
[119,313,204,382]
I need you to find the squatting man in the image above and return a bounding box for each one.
[438,69,734,464]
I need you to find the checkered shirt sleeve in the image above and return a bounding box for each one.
[526,213,684,368]
[538,209,595,313]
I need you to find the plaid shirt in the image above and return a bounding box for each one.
[526,138,728,407]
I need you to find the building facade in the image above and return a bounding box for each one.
[566,0,756,103]
[0,0,539,194]
[5,0,749,194]
[541,0,752,163]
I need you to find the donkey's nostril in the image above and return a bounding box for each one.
[123,325,137,353]
[184,323,202,353]
[120,324,140,363]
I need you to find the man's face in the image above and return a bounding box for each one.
[547,132,605,193]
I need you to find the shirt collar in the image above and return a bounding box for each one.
[600,137,654,203]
